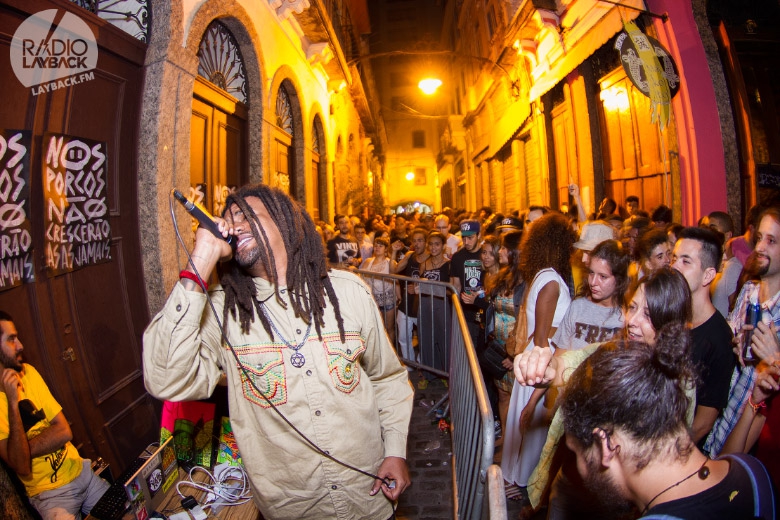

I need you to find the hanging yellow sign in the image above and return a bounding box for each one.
[615,21,680,131]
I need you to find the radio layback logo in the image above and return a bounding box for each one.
[10,9,98,95]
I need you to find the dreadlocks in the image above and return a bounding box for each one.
[218,183,346,343]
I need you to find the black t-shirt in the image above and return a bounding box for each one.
[645,455,772,519]
[326,235,361,266]
[398,255,421,315]
[449,247,483,318]
[690,310,736,411]
[420,261,450,285]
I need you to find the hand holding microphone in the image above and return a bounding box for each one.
[172,190,235,291]
[173,189,235,247]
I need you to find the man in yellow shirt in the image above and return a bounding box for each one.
[0,311,108,519]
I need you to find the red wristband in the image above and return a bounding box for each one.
[748,395,766,414]
[179,270,207,290]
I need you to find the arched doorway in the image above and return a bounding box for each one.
[0,0,156,473]
[191,20,249,216]
[273,80,305,202]
[312,115,327,222]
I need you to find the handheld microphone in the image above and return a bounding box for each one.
[172,189,235,247]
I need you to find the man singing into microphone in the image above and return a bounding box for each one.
[143,184,413,520]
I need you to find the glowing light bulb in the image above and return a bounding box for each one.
[418,78,442,95]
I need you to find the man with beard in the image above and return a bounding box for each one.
[143,184,413,520]
[327,214,361,269]
[561,327,774,519]
[0,312,109,519]
[706,206,780,457]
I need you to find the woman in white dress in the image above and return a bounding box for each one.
[501,212,576,499]
[359,236,399,343]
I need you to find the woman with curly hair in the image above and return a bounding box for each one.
[476,231,524,448]
[501,212,576,500]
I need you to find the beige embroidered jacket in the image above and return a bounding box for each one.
[143,270,413,520]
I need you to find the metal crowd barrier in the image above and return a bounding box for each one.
[486,465,508,520]
[356,268,502,519]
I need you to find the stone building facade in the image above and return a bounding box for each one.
[0,0,383,483]
[416,0,780,225]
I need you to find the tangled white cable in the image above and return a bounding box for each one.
[175,463,253,511]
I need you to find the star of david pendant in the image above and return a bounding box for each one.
[290,352,305,368]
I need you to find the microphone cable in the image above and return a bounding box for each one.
[167,190,400,496]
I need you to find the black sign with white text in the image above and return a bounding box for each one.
[615,29,680,100]
[757,164,780,190]
[0,130,34,291]
[43,133,111,276]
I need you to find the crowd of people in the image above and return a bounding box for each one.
[4,180,779,520]
[323,191,779,518]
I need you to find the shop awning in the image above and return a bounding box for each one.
[486,1,643,158]
[528,2,641,101]
[488,99,531,158]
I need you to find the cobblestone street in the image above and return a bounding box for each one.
[396,371,527,520]
[395,373,453,519]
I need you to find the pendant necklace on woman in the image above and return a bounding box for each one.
[259,303,312,368]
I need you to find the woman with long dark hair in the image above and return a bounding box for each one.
[501,213,576,499]
[417,231,451,388]
[478,231,523,457]
[551,240,629,352]
[517,267,695,516]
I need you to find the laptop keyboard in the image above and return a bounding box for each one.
[89,457,146,520]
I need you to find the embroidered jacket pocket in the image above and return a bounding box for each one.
[323,338,366,393]
[232,345,287,408]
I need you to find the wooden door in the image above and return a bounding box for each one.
[552,100,579,209]
[524,134,543,207]
[0,0,155,473]
[191,77,247,216]
[311,156,320,221]
[598,69,671,212]
[274,131,293,195]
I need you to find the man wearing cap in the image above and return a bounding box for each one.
[450,220,484,348]
[575,221,616,265]
[572,221,615,294]
[495,216,523,235]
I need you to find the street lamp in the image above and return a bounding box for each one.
[418,78,443,95]
[350,49,520,101]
